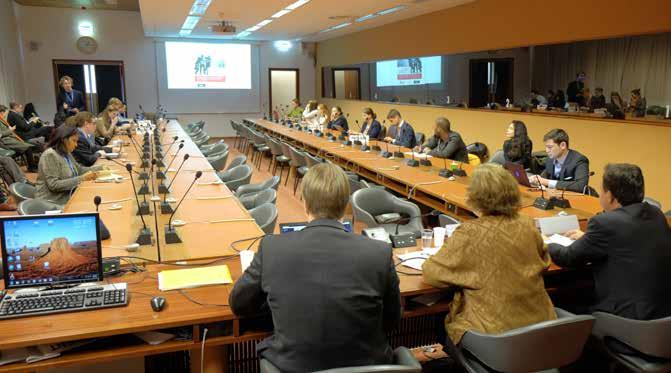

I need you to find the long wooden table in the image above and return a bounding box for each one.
[249,118,602,223]
[0,120,455,372]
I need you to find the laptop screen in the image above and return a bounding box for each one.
[279,220,353,234]
[0,213,103,289]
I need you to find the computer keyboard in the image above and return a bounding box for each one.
[0,283,128,320]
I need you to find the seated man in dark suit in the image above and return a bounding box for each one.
[72,111,111,167]
[7,102,53,142]
[383,109,416,148]
[326,106,349,132]
[416,117,468,162]
[531,128,590,193]
[549,164,671,320]
[56,75,86,117]
[230,163,401,373]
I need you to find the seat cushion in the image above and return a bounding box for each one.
[276,155,290,163]
[297,166,309,176]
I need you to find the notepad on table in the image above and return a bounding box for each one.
[158,265,233,291]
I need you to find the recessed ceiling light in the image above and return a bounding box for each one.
[355,13,378,22]
[285,0,310,10]
[274,40,293,52]
[256,19,273,27]
[321,21,352,32]
[272,9,292,18]
[189,0,212,16]
[181,15,200,30]
[377,5,406,15]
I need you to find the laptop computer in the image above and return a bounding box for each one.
[279,220,353,234]
[504,162,533,187]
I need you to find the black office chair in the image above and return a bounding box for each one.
[592,312,671,372]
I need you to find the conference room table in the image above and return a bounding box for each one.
[248,118,603,225]
[0,120,462,372]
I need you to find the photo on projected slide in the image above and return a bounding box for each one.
[165,42,252,89]
[376,56,442,87]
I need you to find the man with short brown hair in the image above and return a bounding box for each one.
[230,163,401,372]
[71,111,111,166]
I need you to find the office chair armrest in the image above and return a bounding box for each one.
[236,183,264,197]
[393,347,421,368]
[391,197,421,217]
[259,359,282,373]
[555,307,575,319]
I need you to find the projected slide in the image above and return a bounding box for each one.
[165,42,252,89]
[376,56,442,87]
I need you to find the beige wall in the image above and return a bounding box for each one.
[315,0,671,208]
[0,0,25,104]
[316,0,671,69]
[323,99,671,209]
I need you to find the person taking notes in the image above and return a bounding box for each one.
[415,117,468,162]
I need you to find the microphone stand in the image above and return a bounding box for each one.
[438,157,453,178]
[453,162,467,177]
[158,143,185,194]
[406,150,419,167]
[554,171,595,208]
[94,196,111,240]
[126,164,152,245]
[381,141,392,158]
[393,145,405,159]
[533,175,555,210]
[165,171,202,244]
[389,210,440,248]
[161,154,190,214]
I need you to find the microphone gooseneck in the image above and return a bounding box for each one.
[168,170,202,229]
[126,164,148,229]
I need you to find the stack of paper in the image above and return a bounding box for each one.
[544,234,575,247]
[158,265,233,291]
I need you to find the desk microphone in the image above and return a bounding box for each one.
[105,157,140,175]
[555,171,595,208]
[161,153,190,213]
[353,120,364,146]
[438,157,453,178]
[406,149,420,167]
[127,132,150,170]
[381,141,392,158]
[533,175,555,210]
[390,210,441,248]
[126,164,152,245]
[165,170,202,244]
[453,161,467,177]
[393,145,405,159]
[94,196,111,240]
[372,120,385,152]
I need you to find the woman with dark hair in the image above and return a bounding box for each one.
[35,125,105,205]
[503,120,533,169]
[360,107,381,139]
[490,121,532,168]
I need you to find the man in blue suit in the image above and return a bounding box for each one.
[383,109,416,148]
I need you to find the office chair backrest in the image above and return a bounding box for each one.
[10,182,36,203]
[460,308,595,372]
[438,214,460,227]
[18,199,62,215]
[593,312,671,358]
[235,176,281,197]
[304,153,322,168]
[249,203,278,234]
[352,188,398,216]
[415,132,425,146]
[251,188,277,207]
[288,146,307,168]
[226,155,247,171]
[643,197,662,210]
[208,149,230,171]
[202,142,228,156]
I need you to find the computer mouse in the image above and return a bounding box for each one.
[151,296,166,312]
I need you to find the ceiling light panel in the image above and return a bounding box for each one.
[272,9,292,18]
[285,0,311,10]
[181,15,200,30]
[377,5,406,16]
[189,0,212,16]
